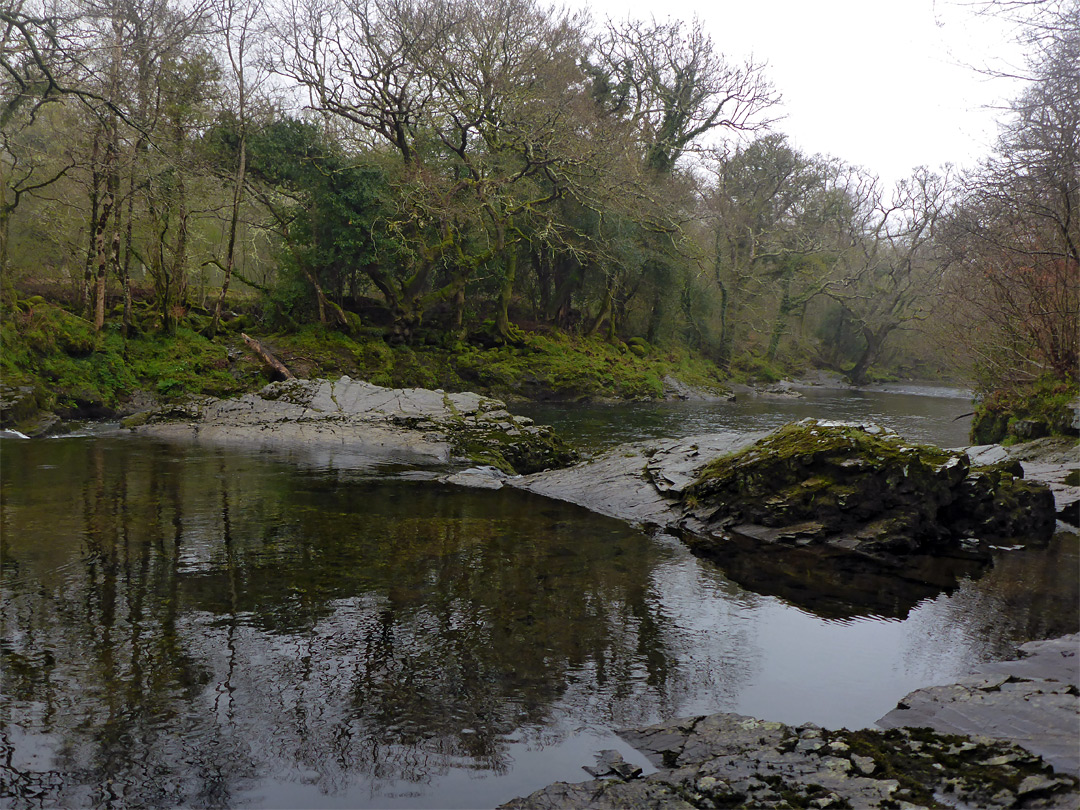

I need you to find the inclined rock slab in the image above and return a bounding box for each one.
[503,636,1080,810]
[877,634,1080,777]
[510,432,764,528]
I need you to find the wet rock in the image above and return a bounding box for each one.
[660,375,735,402]
[502,710,1079,810]
[759,381,804,398]
[581,750,643,780]
[999,437,1080,526]
[682,419,1057,561]
[878,634,1080,777]
[512,432,762,529]
[0,385,59,437]
[443,466,510,490]
[121,377,576,475]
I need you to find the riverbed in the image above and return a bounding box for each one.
[1,389,1076,809]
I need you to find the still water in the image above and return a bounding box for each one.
[513,384,977,452]
[2,391,1077,809]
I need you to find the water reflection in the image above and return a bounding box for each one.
[1,437,1076,809]
[685,531,990,620]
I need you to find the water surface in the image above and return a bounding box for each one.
[1,391,1076,809]
[513,385,975,451]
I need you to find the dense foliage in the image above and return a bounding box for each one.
[1,0,1076,409]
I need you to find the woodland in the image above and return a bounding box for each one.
[0,0,1077,427]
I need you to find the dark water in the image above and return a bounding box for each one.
[1,393,1077,809]
[512,384,976,452]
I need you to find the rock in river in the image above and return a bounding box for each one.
[503,634,1080,809]
[122,377,576,475]
[681,419,1057,561]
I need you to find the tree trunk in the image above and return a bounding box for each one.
[848,325,888,385]
[93,137,118,332]
[121,169,136,338]
[586,272,617,338]
[242,333,294,380]
[495,249,517,339]
[766,278,792,361]
[209,133,247,338]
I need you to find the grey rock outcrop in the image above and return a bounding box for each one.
[122,377,576,474]
[681,420,1056,560]
[660,375,735,402]
[502,636,1080,810]
[878,634,1080,777]
[515,420,1060,562]
[503,713,1079,810]
[512,432,764,528]
[0,385,59,437]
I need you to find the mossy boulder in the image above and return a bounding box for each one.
[0,385,59,436]
[447,415,577,475]
[682,419,1056,560]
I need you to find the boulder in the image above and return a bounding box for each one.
[0,385,60,437]
[681,419,1056,561]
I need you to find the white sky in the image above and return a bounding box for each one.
[580,0,1028,187]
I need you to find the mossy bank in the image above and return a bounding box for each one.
[971,376,1079,444]
[1,298,728,434]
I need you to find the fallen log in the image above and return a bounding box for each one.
[241,333,294,380]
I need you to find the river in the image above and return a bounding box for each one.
[1,387,1077,809]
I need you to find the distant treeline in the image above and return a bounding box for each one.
[1,0,1076,388]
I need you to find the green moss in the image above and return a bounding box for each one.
[2,301,251,411]
[447,421,577,475]
[836,727,1066,809]
[972,375,1078,444]
[683,421,988,553]
[3,302,730,421]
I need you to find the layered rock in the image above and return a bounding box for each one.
[123,377,576,475]
[516,419,1059,563]
[502,635,1080,810]
[0,384,59,437]
[681,419,1057,561]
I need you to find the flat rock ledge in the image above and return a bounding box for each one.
[121,377,576,475]
[502,635,1080,810]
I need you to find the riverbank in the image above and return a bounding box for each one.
[502,634,1080,809]
[0,300,732,437]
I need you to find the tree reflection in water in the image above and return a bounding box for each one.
[1,439,761,808]
[1,437,1075,809]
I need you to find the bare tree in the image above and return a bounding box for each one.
[272,0,455,164]
[941,0,1078,385]
[826,166,952,384]
[207,0,268,337]
[592,16,778,173]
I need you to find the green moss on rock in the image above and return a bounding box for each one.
[684,420,1055,559]
[972,376,1079,444]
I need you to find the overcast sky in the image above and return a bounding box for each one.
[581,0,1028,187]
